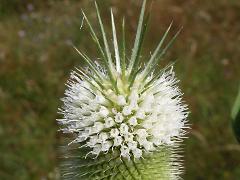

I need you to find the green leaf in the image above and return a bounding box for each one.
[141,22,172,79]
[81,11,109,70]
[121,17,126,78]
[129,11,150,81]
[142,27,182,80]
[231,85,240,143]
[81,10,116,89]
[127,9,151,89]
[111,9,121,73]
[95,2,114,72]
[128,0,147,73]
[95,2,120,94]
[73,46,103,80]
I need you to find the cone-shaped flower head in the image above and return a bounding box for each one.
[58,0,189,179]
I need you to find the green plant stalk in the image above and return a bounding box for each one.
[231,85,240,143]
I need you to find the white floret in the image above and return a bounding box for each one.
[59,68,188,160]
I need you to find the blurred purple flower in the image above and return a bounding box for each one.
[20,14,28,21]
[27,4,34,12]
[18,30,26,38]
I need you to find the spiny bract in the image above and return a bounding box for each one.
[58,0,189,179]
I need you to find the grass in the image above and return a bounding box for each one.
[0,0,240,179]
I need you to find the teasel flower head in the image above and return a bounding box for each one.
[58,0,189,179]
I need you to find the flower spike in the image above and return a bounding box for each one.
[58,1,189,179]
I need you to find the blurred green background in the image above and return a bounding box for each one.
[0,0,240,179]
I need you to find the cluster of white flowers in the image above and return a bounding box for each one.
[59,67,188,159]
[58,0,189,165]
